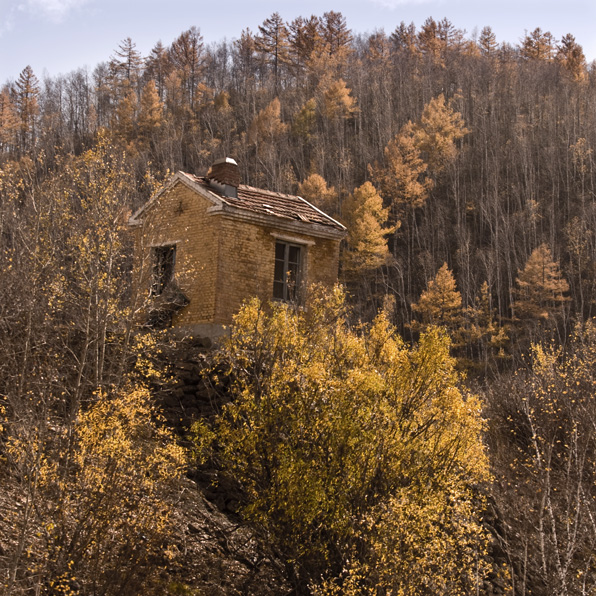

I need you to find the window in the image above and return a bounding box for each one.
[273,241,302,302]
[152,244,176,296]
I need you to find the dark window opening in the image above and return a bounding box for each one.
[152,244,176,296]
[273,241,302,302]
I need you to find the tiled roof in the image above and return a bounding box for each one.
[184,173,345,232]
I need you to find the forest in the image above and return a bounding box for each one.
[2,10,596,595]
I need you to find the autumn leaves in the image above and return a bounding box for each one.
[211,289,489,594]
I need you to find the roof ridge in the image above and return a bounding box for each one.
[238,184,300,199]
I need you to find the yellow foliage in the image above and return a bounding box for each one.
[3,384,186,594]
[411,93,470,172]
[514,243,570,322]
[412,262,463,333]
[319,78,358,120]
[373,121,431,213]
[297,172,336,214]
[342,181,393,274]
[248,97,288,146]
[212,287,490,592]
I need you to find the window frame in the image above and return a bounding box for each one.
[151,243,177,296]
[273,240,305,303]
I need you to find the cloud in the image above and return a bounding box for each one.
[20,0,92,22]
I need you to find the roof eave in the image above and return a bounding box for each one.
[128,171,224,226]
[207,203,346,240]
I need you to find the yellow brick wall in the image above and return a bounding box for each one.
[134,181,342,330]
[134,182,219,326]
[213,216,341,323]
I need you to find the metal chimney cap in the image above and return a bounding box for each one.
[212,157,238,166]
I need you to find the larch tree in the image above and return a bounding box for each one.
[318,78,358,121]
[297,172,337,215]
[112,82,138,146]
[109,37,143,91]
[342,181,392,275]
[372,121,431,221]
[144,40,172,100]
[248,97,289,188]
[411,93,469,173]
[169,26,204,108]
[417,17,445,65]
[138,79,164,147]
[0,90,18,152]
[320,11,352,60]
[513,243,570,324]
[291,97,317,142]
[255,13,290,92]
[288,15,323,72]
[556,34,587,81]
[411,262,464,338]
[477,26,498,56]
[14,65,39,152]
[521,28,557,61]
[390,21,419,55]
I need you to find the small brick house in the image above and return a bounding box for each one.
[129,158,346,337]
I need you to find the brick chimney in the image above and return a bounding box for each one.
[206,157,240,198]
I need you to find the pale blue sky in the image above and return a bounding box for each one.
[1,0,595,84]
